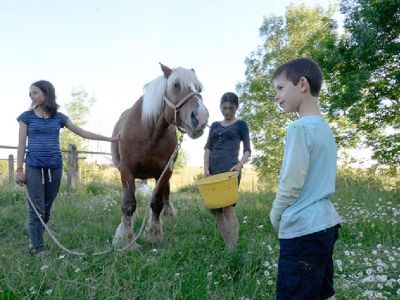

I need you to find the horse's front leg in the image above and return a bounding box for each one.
[162,182,176,218]
[113,170,139,251]
[145,170,172,243]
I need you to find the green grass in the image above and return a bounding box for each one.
[0,171,399,299]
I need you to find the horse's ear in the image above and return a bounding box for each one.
[191,68,196,73]
[160,63,172,78]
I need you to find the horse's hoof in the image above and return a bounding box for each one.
[126,242,140,252]
[162,204,176,218]
[146,235,163,244]
[144,228,164,244]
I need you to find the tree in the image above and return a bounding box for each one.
[237,5,339,181]
[322,0,400,169]
[60,87,95,151]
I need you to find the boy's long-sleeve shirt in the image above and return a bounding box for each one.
[270,116,341,239]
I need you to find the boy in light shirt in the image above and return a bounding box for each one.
[270,58,341,300]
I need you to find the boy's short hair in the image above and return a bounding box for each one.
[272,58,323,97]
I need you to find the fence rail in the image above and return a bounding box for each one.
[0,144,111,194]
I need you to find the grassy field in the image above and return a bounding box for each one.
[0,170,399,299]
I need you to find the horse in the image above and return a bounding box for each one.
[111,63,209,249]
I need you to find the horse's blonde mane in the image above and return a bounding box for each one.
[142,67,203,124]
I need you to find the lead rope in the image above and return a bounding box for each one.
[25,134,184,257]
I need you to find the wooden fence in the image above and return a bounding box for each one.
[0,144,111,194]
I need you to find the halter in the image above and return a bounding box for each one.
[163,91,203,133]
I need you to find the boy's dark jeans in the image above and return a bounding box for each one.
[277,224,340,300]
[26,166,62,252]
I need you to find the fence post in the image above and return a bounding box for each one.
[8,154,14,184]
[67,144,79,194]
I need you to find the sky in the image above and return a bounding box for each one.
[0,0,340,167]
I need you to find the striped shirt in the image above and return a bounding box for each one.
[17,110,69,168]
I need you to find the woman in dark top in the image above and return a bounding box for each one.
[204,92,251,249]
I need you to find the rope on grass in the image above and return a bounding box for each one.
[26,134,183,257]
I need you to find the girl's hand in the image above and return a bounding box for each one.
[16,170,26,186]
[230,162,243,172]
[110,133,121,142]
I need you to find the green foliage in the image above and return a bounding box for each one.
[239,1,400,180]
[0,171,399,298]
[237,4,338,179]
[323,0,400,167]
[60,87,95,151]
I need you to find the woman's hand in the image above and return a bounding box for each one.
[15,170,26,186]
[230,162,243,172]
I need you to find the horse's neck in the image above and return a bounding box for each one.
[151,114,175,142]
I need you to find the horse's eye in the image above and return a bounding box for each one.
[174,82,180,90]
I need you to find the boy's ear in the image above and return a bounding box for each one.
[299,76,309,93]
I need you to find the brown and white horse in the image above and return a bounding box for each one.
[111,64,208,249]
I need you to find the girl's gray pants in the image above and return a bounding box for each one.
[25,165,62,252]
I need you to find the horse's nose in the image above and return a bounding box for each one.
[196,104,209,128]
[191,111,199,128]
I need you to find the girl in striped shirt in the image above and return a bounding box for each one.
[16,80,119,254]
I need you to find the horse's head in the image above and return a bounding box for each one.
[160,64,209,139]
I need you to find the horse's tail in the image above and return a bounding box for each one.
[111,109,129,169]
[111,126,120,168]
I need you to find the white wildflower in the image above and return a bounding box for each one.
[376,275,387,282]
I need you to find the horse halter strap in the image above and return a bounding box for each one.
[163,91,202,133]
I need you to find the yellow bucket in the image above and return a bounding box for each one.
[196,171,239,209]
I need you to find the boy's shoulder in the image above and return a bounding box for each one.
[289,115,327,129]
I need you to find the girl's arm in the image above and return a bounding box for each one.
[65,120,119,142]
[231,121,251,171]
[204,148,211,176]
[230,150,251,172]
[16,122,27,186]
